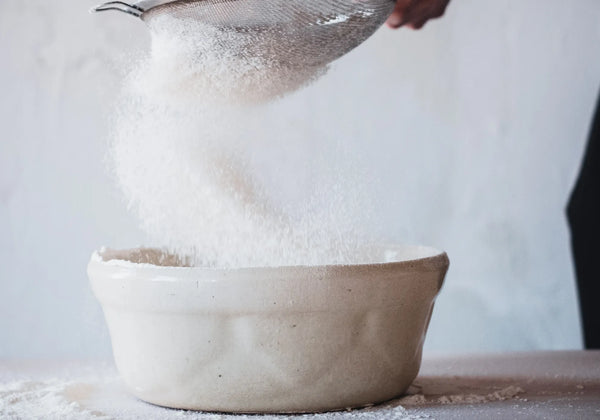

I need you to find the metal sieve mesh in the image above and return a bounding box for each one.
[93,0,395,68]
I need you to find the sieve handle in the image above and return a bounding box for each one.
[91,1,144,18]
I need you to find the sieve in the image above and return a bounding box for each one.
[91,0,396,68]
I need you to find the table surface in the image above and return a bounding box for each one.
[1,351,599,419]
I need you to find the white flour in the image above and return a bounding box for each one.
[0,372,527,420]
[0,375,426,420]
[141,16,328,105]
[398,385,525,406]
[0,380,85,419]
[110,15,375,268]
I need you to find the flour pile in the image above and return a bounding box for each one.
[398,385,525,406]
[110,15,376,268]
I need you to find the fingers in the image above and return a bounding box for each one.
[385,0,450,30]
[407,20,427,30]
[386,13,404,29]
[386,0,412,29]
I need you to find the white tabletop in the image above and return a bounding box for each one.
[1,351,599,419]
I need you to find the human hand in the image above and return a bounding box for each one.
[386,0,450,30]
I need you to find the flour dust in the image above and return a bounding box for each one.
[109,15,379,268]
[0,374,425,420]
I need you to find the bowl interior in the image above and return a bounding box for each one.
[96,244,446,269]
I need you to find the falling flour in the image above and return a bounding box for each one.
[140,16,329,104]
[110,15,378,268]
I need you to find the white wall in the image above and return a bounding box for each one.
[1,0,599,359]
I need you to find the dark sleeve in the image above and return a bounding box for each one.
[567,94,600,349]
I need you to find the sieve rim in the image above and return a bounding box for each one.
[91,0,183,19]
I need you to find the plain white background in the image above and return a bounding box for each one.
[1,0,599,359]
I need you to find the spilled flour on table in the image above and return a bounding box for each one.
[0,370,529,419]
[109,14,380,268]
[0,374,426,420]
[398,385,525,406]
[0,380,78,419]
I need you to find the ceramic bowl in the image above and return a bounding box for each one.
[88,245,448,413]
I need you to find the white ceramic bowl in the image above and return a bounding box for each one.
[88,245,448,413]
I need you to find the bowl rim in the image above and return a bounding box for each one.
[90,244,449,278]
[88,244,449,319]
